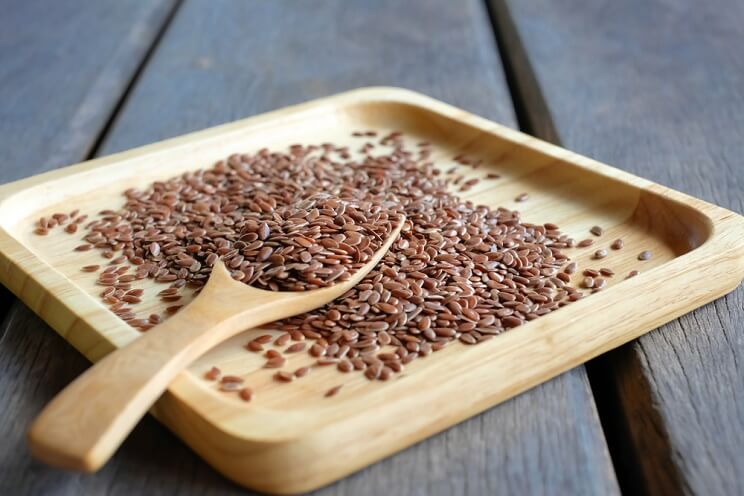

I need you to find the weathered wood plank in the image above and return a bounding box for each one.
[1,0,619,494]
[0,0,186,493]
[501,0,744,494]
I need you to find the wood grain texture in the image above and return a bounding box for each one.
[502,0,744,494]
[0,0,618,494]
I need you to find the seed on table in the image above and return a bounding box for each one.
[627,270,640,278]
[594,277,607,289]
[75,244,92,251]
[204,366,221,381]
[274,333,291,346]
[582,277,595,289]
[638,250,653,261]
[577,239,594,248]
[239,388,253,402]
[599,268,614,277]
[325,385,343,397]
[81,265,100,272]
[583,269,600,277]
[486,173,500,179]
[590,225,604,236]
[593,249,608,259]
[515,193,529,202]
[610,238,624,250]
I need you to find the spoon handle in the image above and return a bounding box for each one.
[28,300,215,471]
[27,266,277,472]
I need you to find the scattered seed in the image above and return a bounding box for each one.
[610,238,624,250]
[638,250,652,261]
[577,239,594,248]
[81,265,100,272]
[264,357,286,368]
[627,270,640,278]
[285,342,306,353]
[295,366,311,378]
[590,225,604,236]
[515,193,529,202]
[239,388,253,402]
[593,249,608,259]
[325,385,343,397]
[204,366,221,381]
[274,371,294,382]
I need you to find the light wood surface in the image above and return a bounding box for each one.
[27,218,403,473]
[0,87,742,493]
[498,0,744,493]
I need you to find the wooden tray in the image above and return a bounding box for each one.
[0,88,742,494]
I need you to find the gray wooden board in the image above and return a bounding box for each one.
[0,0,183,493]
[503,0,744,494]
[0,1,619,494]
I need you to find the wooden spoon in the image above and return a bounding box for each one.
[28,216,404,472]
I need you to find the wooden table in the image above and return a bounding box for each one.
[0,1,741,494]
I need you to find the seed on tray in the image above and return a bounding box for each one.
[220,382,242,392]
[239,388,253,402]
[593,249,608,259]
[81,265,100,272]
[638,250,653,261]
[599,268,614,277]
[294,366,311,378]
[594,277,607,289]
[582,277,595,289]
[221,375,244,384]
[285,342,306,353]
[325,385,343,397]
[564,262,578,274]
[610,238,624,250]
[274,371,294,382]
[63,132,593,389]
[246,341,264,352]
[264,357,286,369]
[590,225,604,236]
[515,193,529,202]
[577,239,594,248]
[486,173,500,179]
[204,366,221,381]
[627,270,640,278]
[583,269,600,277]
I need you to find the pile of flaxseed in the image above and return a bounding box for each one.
[37,130,652,400]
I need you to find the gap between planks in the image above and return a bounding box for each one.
[484,0,667,494]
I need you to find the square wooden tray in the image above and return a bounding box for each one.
[0,88,742,494]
